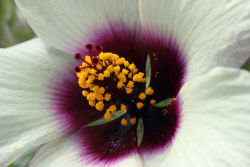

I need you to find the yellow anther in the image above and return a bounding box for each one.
[139,92,146,100]
[120,104,127,112]
[117,73,127,83]
[90,69,97,74]
[114,66,120,73]
[97,87,105,94]
[133,72,146,83]
[104,112,112,120]
[80,71,89,79]
[130,117,137,125]
[95,101,104,111]
[112,54,119,61]
[146,87,154,95]
[121,118,128,126]
[123,61,130,67]
[98,73,104,80]
[108,105,117,112]
[127,81,134,88]
[92,85,99,92]
[128,63,136,71]
[136,102,144,110]
[128,73,132,78]
[133,68,138,74]
[98,52,105,60]
[85,56,92,64]
[104,93,111,101]
[87,93,96,101]
[79,81,88,89]
[95,93,104,101]
[138,72,144,77]
[122,69,129,75]
[106,65,114,72]
[126,88,133,94]
[150,99,157,105]
[89,100,96,107]
[116,57,125,65]
[82,90,89,97]
[96,63,102,70]
[117,81,123,89]
[104,70,111,77]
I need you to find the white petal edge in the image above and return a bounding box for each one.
[0,39,74,166]
[15,0,141,55]
[141,67,250,167]
[139,0,250,80]
[29,134,142,167]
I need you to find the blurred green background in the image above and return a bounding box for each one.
[0,0,35,48]
[0,0,250,167]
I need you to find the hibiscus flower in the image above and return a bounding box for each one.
[1,0,250,167]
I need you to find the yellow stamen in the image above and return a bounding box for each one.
[122,69,129,75]
[97,87,105,94]
[88,100,96,107]
[104,93,111,101]
[104,70,111,77]
[150,99,157,105]
[97,73,104,80]
[136,102,144,110]
[127,81,134,88]
[95,101,104,111]
[120,104,127,112]
[114,66,120,74]
[128,63,136,71]
[117,81,123,89]
[116,57,125,65]
[123,61,130,67]
[130,117,137,125]
[96,63,102,70]
[117,73,127,83]
[121,118,128,126]
[126,88,133,94]
[139,92,146,100]
[128,73,132,78]
[146,87,154,95]
[108,105,117,112]
[104,112,112,120]
[82,90,89,97]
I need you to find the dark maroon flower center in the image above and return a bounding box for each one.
[51,24,186,164]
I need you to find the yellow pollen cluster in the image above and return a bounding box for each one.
[76,51,156,125]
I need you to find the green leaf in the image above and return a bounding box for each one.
[85,110,126,127]
[154,98,175,108]
[145,54,151,89]
[137,117,144,147]
[241,58,250,71]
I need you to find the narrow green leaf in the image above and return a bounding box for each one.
[85,110,126,127]
[154,98,175,108]
[137,117,144,147]
[145,54,151,89]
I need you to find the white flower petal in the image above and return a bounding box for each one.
[139,0,250,80]
[15,0,141,54]
[29,134,142,167]
[0,39,74,166]
[141,67,250,167]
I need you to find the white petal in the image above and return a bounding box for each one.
[29,134,142,167]
[0,39,74,166]
[139,0,250,80]
[141,67,250,167]
[15,0,141,54]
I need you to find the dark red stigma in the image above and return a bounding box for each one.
[74,66,81,73]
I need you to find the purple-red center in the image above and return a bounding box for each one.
[50,25,186,164]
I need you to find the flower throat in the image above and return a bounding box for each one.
[74,44,157,126]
